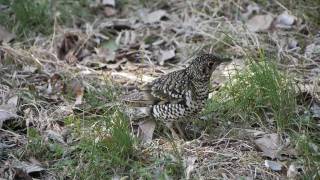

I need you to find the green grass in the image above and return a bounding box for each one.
[0,0,53,37]
[0,0,94,40]
[204,52,320,178]
[36,83,183,179]
[206,53,296,131]
[15,128,64,162]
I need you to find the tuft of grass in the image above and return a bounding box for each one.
[19,128,64,161]
[206,53,296,131]
[0,0,94,40]
[205,52,320,178]
[57,84,185,179]
[0,0,53,37]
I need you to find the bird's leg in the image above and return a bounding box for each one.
[174,122,186,140]
[165,122,180,139]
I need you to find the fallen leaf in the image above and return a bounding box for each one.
[244,129,266,137]
[0,84,9,101]
[235,176,254,180]
[254,133,281,159]
[13,168,33,180]
[275,11,296,28]
[0,142,15,149]
[22,65,38,73]
[305,43,320,59]
[96,46,117,62]
[7,95,18,107]
[311,103,320,118]
[70,79,84,106]
[246,14,274,32]
[0,104,18,128]
[137,120,156,143]
[287,163,298,179]
[184,156,197,180]
[264,160,283,171]
[158,49,176,66]
[242,3,260,20]
[143,10,167,24]
[46,130,66,144]
[0,25,15,43]
[13,160,45,174]
[287,38,299,50]
[57,33,79,60]
[111,71,156,83]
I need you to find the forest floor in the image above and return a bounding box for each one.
[0,0,320,179]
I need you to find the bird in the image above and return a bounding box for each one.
[122,54,231,139]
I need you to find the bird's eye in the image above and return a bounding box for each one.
[208,61,214,67]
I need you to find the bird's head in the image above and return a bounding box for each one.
[187,54,231,82]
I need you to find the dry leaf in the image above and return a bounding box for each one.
[13,160,45,174]
[275,11,296,28]
[71,79,84,106]
[311,103,320,118]
[243,129,266,137]
[96,47,116,62]
[46,130,66,144]
[287,163,298,179]
[57,34,79,60]
[305,43,320,59]
[264,160,283,171]
[242,3,260,20]
[184,156,197,180]
[13,168,33,180]
[143,10,167,24]
[254,133,281,159]
[159,49,176,66]
[137,120,156,143]
[287,38,299,50]
[0,84,9,101]
[246,14,274,32]
[0,25,15,43]
[0,104,18,128]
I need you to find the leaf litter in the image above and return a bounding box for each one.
[0,0,320,179]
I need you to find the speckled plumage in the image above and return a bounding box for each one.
[122,54,230,138]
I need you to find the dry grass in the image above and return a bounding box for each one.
[1,0,320,179]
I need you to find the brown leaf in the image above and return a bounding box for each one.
[57,33,79,60]
[13,168,33,180]
[70,79,84,106]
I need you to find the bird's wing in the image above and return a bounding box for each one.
[122,70,192,106]
[121,90,158,106]
[141,70,191,104]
